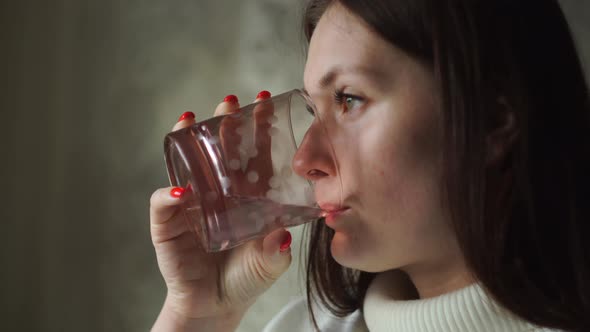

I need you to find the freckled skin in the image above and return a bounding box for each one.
[300,4,473,296]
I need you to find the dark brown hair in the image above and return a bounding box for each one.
[301,0,590,331]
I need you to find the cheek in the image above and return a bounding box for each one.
[349,106,444,264]
[371,103,442,221]
[335,97,442,211]
[361,103,442,195]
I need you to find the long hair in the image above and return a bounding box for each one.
[301,1,590,331]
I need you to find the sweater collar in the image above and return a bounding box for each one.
[363,270,539,332]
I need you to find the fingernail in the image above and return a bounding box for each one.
[178,111,195,122]
[170,187,186,198]
[256,90,271,100]
[279,231,292,252]
[223,94,239,103]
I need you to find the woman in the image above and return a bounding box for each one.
[150,0,590,331]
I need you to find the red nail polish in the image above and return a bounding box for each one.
[256,90,271,100]
[170,187,186,198]
[223,94,239,103]
[178,111,195,122]
[279,231,292,252]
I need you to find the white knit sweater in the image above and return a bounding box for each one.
[263,271,561,332]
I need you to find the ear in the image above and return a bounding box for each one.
[486,96,519,167]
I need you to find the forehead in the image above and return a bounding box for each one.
[303,3,400,90]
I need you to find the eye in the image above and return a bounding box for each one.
[334,90,365,113]
[344,95,363,110]
[305,105,316,116]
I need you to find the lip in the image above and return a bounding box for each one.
[318,202,348,212]
[320,205,351,227]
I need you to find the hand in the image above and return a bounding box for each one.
[150,92,292,329]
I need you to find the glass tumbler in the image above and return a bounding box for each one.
[163,89,341,252]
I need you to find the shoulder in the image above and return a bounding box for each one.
[262,297,368,332]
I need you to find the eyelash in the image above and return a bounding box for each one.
[304,89,365,116]
[333,89,364,112]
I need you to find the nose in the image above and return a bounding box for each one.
[292,120,338,182]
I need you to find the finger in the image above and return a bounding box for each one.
[153,230,200,252]
[222,91,273,179]
[150,186,188,225]
[214,94,240,116]
[218,95,244,167]
[253,91,274,152]
[172,111,196,132]
[248,91,275,181]
[260,228,292,276]
[254,90,272,104]
[151,220,192,246]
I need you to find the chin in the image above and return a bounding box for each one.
[330,232,400,273]
[330,232,377,272]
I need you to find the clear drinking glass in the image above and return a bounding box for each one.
[163,89,341,252]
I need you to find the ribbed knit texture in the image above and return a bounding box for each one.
[363,271,558,332]
[264,271,562,332]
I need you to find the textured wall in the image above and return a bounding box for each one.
[0,1,588,331]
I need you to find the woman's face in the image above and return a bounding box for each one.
[296,3,462,275]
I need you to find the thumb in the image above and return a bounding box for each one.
[261,229,292,278]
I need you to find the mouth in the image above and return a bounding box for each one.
[319,203,351,226]
[319,202,349,213]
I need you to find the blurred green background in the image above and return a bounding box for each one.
[1,1,588,331]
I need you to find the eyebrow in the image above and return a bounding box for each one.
[317,65,389,90]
